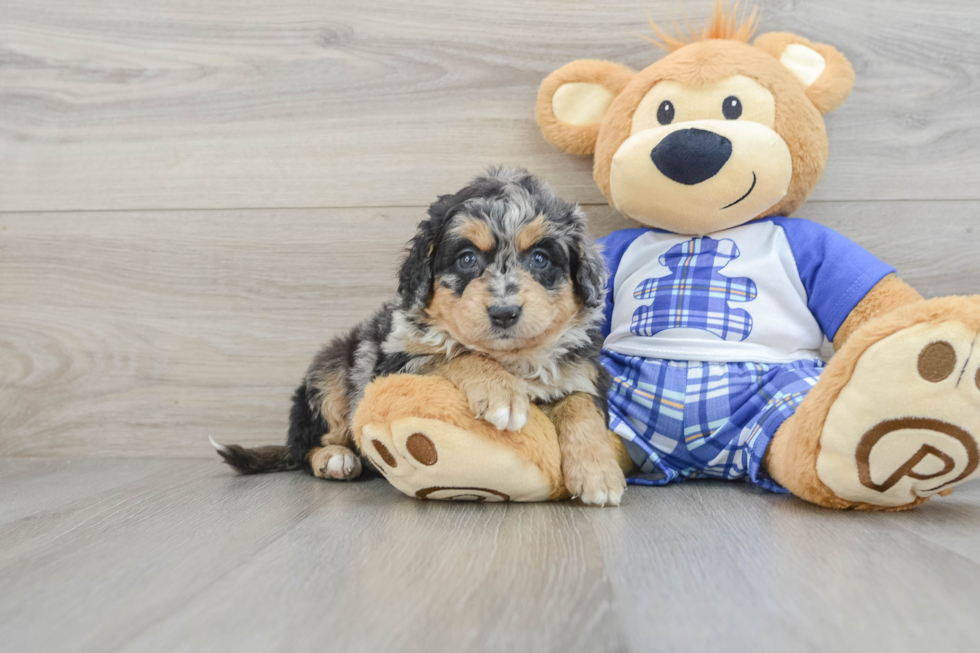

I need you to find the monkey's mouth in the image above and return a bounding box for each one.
[720,171,757,210]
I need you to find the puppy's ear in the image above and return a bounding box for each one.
[397,223,436,310]
[397,196,448,309]
[536,60,636,156]
[398,190,469,310]
[570,227,607,309]
[754,32,855,114]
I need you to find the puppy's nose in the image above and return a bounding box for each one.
[650,128,732,185]
[488,304,522,329]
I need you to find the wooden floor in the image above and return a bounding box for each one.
[3,0,980,650]
[1,458,979,653]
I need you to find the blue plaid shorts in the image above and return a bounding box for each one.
[602,350,825,493]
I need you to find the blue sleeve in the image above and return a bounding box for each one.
[771,218,895,340]
[596,228,649,340]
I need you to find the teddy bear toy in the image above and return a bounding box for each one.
[353,1,980,510]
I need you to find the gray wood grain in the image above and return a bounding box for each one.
[0,459,349,652]
[2,2,979,651]
[1,0,979,212]
[587,482,980,653]
[0,457,173,525]
[1,457,978,653]
[1,202,977,458]
[120,480,626,653]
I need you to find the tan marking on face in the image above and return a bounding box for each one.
[453,217,494,252]
[426,278,495,347]
[516,214,547,252]
[426,271,580,356]
[509,271,580,353]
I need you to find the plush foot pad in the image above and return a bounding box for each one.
[360,416,555,502]
[817,320,980,508]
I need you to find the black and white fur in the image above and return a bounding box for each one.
[213,168,612,493]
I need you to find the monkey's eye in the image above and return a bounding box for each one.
[722,96,742,120]
[530,250,550,270]
[657,100,675,125]
[456,250,479,271]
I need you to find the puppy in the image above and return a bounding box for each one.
[213,168,626,505]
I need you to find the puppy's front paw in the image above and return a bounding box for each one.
[564,457,627,507]
[464,380,530,432]
[310,445,362,480]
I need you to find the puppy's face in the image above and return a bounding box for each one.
[399,169,605,354]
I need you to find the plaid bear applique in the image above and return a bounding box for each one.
[630,237,757,341]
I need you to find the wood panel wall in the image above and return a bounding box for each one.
[2,0,978,457]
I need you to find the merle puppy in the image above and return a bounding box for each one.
[214,168,626,505]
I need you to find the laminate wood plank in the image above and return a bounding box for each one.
[587,481,980,653]
[1,0,979,211]
[1,202,976,458]
[0,457,172,525]
[117,480,625,653]
[880,494,980,568]
[2,458,978,653]
[0,459,352,653]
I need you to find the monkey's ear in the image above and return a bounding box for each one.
[754,32,855,114]
[536,60,636,156]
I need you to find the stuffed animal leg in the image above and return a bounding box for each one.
[353,374,569,502]
[766,295,980,511]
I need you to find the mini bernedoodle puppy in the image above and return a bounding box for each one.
[214,168,626,505]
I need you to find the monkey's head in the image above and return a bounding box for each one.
[536,2,855,236]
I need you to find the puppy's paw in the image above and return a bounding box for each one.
[309,445,362,481]
[564,457,626,507]
[464,379,530,432]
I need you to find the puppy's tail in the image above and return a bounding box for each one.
[210,435,299,474]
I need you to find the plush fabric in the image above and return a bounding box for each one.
[765,296,980,510]
[353,374,567,502]
[536,60,635,156]
[534,0,980,510]
[603,352,823,491]
[358,2,980,509]
[753,32,855,114]
[596,219,894,364]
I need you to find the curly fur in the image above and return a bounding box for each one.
[214,168,610,476]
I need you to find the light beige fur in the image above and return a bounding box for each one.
[765,296,980,510]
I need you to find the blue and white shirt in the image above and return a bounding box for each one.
[598,218,895,364]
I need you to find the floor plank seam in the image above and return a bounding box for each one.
[1,198,976,216]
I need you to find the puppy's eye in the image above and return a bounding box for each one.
[530,250,550,270]
[456,251,479,271]
[657,100,674,125]
[722,96,742,120]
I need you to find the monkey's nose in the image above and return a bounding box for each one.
[650,128,732,185]
[488,304,522,329]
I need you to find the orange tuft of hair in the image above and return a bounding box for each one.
[643,0,760,52]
